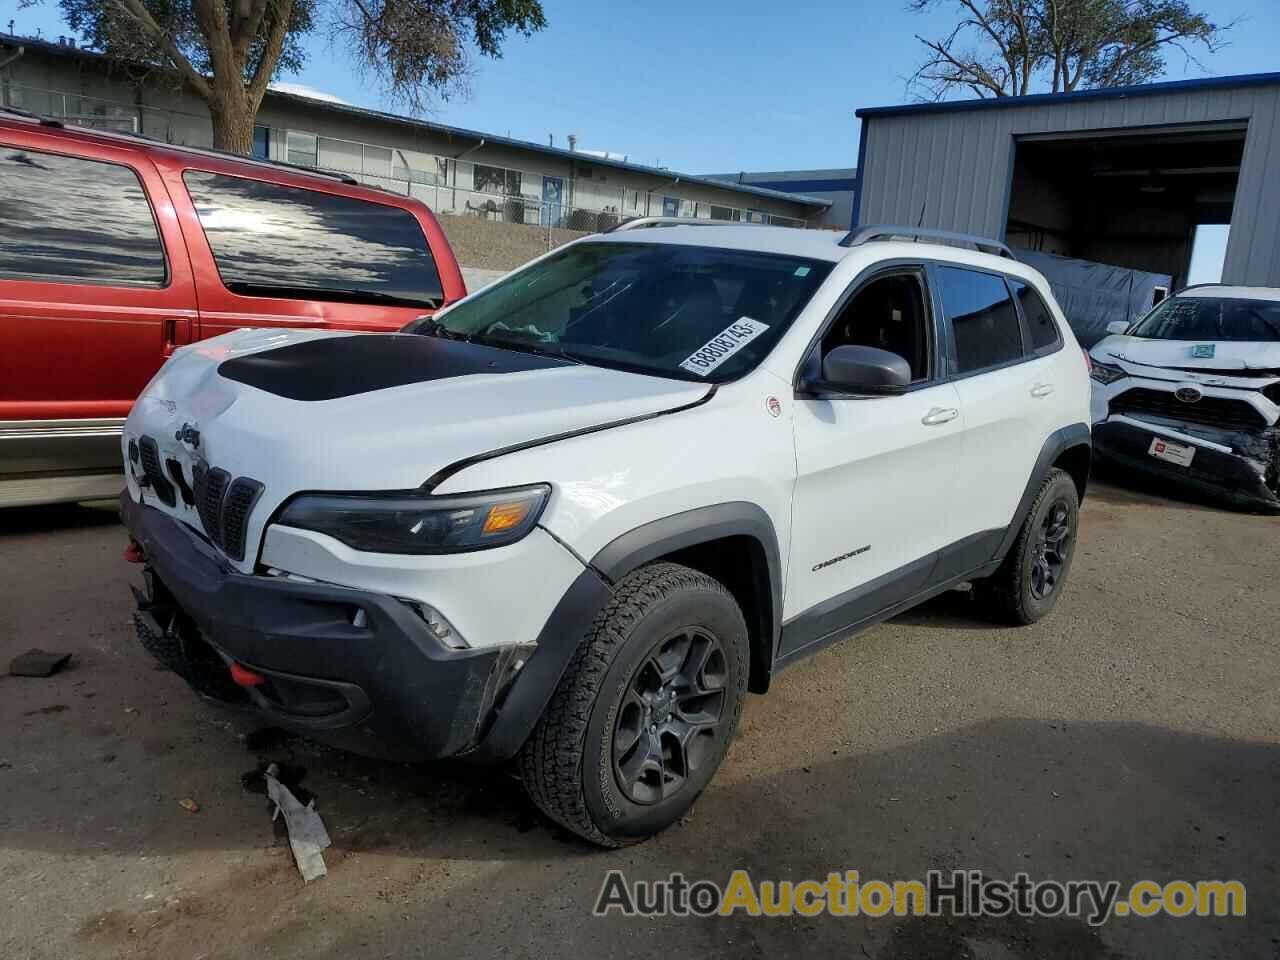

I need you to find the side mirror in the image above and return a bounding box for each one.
[1106,320,1129,335]
[806,344,912,396]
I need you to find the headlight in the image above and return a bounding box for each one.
[1089,360,1127,385]
[277,484,551,554]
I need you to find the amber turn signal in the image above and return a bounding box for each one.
[482,500,532,535]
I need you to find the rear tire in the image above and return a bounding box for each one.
[976,467,1080,625]
[518,562,748,847]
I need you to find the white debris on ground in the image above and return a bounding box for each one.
[265,763,332,883]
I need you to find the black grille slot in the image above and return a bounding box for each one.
[1265,382,1280,406]
[1112,387,1267,431]
[194,466,231,547]
[220,478,265,562]
[138,436,176,507]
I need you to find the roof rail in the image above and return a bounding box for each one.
[607,216,766,233]
[839,225,1015,259]
[0,105,359,186]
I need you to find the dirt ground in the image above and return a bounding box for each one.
[2,478,1278,960]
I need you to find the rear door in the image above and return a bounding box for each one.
[782,265,964,655]
[931,265,1048,569]
[0,131,196,475]
[167,167,449,338]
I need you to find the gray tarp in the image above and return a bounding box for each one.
[1013,249,1171,349]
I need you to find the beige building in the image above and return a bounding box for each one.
[0,32,829,233]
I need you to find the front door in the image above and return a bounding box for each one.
[782,267,965,657]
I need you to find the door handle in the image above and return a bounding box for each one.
[1031,383,1055,398]
[921,406,959,426]
[162,317,192,356]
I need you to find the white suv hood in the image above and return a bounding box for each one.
[123,329,709,570]
[1093,335,1280,383]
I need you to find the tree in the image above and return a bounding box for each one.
[46,0,547,154]
[909,0,1230,100]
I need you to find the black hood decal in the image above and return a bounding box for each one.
[217,334,572,401]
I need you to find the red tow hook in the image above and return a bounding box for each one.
[229,661,267,688]
[123,540,145,564]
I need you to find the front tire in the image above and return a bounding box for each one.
[977,467,1080,625]
[518,562,748,847]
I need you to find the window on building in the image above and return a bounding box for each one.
[823,273,931,382]
[744,209,766,223]
[662,196,680,217]
[474,164,521,196]
[709,205,740,222]
[252,125,270,160]
[285,130,318,168]
[0,147,166,286]
[183,171,443,306]
[936,266,1025,374]
[1008,279,1061,352]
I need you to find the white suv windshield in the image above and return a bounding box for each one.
[1129,296,1280,343]
[404,241,832,382]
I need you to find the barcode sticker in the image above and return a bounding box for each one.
[679,317,771,376]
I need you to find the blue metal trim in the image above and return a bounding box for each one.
[855,71,1280,120]
[851,117,869,228]
[742,178,858,193]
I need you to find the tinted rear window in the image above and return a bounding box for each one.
[1129,296,1280,343]
[1009,279,1061,352]
[936,266,1024,374]
[183,171,442,307]
[0,146,166,286]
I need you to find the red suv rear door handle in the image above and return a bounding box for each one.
[162,317,193,355]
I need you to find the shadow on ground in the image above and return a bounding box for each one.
[6,712,1276,958]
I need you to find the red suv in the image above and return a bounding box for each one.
[0,109,467,508]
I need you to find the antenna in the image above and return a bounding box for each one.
[916,202,927,228]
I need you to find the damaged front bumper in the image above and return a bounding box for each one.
[1094,415,1280,512]
[121,493,550,760]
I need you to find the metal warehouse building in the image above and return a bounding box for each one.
[853,73,1280,289]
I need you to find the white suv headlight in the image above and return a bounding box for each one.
[1089,360,1127,385]
[277,484,550,555]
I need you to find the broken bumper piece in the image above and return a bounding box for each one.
[120,493,532,759]
[1094,417,1280,512]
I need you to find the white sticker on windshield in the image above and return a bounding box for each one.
[679,317,771,376]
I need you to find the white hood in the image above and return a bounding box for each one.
[1091,335,1280,386]
[124,328,710,570]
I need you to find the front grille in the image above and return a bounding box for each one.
[193,465,231,548]
[220,478,265,562]
[138,436,176,507]
[141,437,263,562]
[1111,387,1267,431]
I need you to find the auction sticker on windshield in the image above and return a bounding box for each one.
[679,318,771,376]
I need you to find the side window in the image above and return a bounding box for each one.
[183,171,443,305]
[1008,278,1061,352]
[822,272,931,382]
[0,146,166,286]
[935,265,1024,375]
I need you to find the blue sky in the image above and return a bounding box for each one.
[12,0,1278,174]
[11,1,1274,279]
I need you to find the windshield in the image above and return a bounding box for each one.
[403,241,833,382]
[1128,296,1280,343]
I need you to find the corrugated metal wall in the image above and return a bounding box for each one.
[857,83,1280,286]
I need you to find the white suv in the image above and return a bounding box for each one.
[121,222,1092,846]
[1089,284,1280,512]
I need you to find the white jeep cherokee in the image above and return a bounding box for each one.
[121,222,1091,846]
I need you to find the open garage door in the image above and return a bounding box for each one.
[1005,123,1245,291]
